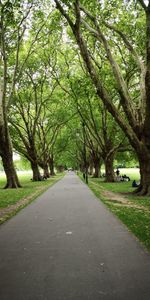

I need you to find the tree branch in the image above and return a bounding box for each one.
[103,21,145,73]
[55,0,142,150]
[81,18,138,130]
[54,0,75,30]
[137,0,147,11]
[103,21,146,104]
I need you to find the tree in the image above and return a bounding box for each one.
[54,0,150,195]
[10,61,59,180]
[53,46,127,181]
[74,79,129,181]
[0,0,47,187]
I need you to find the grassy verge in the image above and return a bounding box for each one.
[80,170,150,251]
[0,172,64,224]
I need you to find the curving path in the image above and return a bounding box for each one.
[0,172,150,300]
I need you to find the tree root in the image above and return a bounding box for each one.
[4,181,22,189]
[132,185,142,194]
[132,184,150,196]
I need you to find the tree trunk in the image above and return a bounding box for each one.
[99,163,102,177]
[93,158,100,178]
[134,151,150,196]
[89,163,94,176]
[79,162,84,173]
[43,164,50,179]
[0,126,21,189]
[1,152,21,188]
[31,161,42,181]
[49,156,55,176]
[104,154,115,182]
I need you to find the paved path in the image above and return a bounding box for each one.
[0,173,150,300]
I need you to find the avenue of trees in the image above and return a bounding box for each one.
[0,0,150,195]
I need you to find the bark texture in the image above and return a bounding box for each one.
[43,164,50,179]
[31,161,42,181]
[0,126,21,188]
[93,158,101,178]
[1,152,21,188]
[104,153,115,182]
[49,156,55,176]
[135,149,150,195]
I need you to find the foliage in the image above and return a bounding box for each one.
[54,0,150,195]
[14,156,31,171]
[1,0,150,193]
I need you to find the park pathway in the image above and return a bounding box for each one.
[0,172,150,300]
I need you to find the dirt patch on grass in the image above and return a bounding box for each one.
[102,190,149,211]
[90,181,148,212]
[102,189,128,203]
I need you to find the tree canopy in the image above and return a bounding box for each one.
[0,0,150,195]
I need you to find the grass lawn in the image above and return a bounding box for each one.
[81,168,150,251]
[0,172,64,224]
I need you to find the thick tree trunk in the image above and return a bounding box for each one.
[89,163,94,176]
[1,152,21,188]
[43,164,50,179]
[93,158,100,178]
[49,157,55,176]
[50,164,55,176]
[0,126,21,188]
[104,154,115,182]
[99,164,102,177]
[134,152,150,196]
[79,162,84,173]
[31,161,42,181]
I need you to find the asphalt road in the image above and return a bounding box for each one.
[0,172,150,300]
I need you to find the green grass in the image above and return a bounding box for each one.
[105,204,150,250]
[0,172,64,224]
[81,169,150,251]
